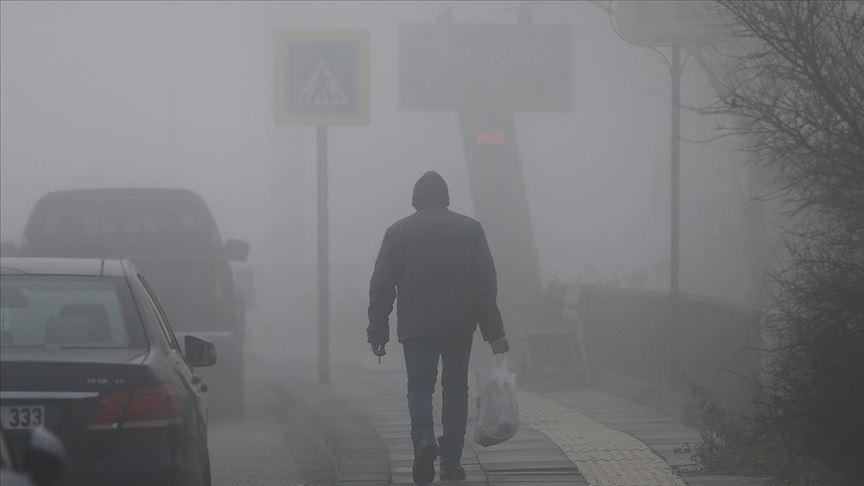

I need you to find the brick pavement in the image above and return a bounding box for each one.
[329,358,584,485]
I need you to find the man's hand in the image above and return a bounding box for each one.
[370,343,386,358]
[489,337,510,354]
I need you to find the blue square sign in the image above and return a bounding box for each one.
[275,31,370,126]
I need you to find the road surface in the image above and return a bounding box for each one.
[208,367,336,486]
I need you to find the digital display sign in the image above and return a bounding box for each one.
[475,132,506,145]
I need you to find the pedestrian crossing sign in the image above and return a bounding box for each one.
[274,30,370,126]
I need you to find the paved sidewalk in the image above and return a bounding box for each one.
[326,358,585,485]
[268,352,766,486]
[537,388,770,486]
[519,392,686,486]
[539,388,701,472]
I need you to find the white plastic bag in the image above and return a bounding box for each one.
[473,354,519,447]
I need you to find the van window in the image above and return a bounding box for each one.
[24,192,220,257]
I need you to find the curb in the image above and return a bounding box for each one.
[274,376,391,485]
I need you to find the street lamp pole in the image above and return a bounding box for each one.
[601,0,730,299]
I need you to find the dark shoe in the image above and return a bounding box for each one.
[412,437,438,485]
[440,464,466,481]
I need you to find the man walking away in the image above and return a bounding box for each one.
[367,171,510,485]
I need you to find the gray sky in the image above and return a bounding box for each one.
[1,1,760,351]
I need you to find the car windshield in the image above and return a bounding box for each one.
[0,275,146,349]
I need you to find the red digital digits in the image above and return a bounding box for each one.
[475,132,505,145]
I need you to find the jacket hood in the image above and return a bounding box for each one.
[412,171,450,210]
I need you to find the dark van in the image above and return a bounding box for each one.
[20,188,249,415]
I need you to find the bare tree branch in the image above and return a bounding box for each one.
[692,2,864,482]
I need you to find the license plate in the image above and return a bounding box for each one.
[1,405,45,429]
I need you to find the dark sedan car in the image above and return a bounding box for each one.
[0,257,215,486]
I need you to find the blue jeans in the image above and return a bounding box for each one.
[402,335,473,467]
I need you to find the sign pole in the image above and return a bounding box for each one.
[274,30,368,385]
[670,45,681,300]
[317,125,330,384]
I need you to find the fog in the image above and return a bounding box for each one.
[1,1,763,359]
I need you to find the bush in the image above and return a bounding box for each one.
[689,383,767,476]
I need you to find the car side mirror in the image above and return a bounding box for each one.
[184,335,217,367]
[23,428,66,486]
[224,239,249,262]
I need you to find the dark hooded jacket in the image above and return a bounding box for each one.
[367,171,505,344]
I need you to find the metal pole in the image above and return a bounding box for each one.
[670,45,681,300]
[317,126,330,384]
[668,46,683,390]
